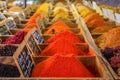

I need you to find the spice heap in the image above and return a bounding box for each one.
[45,30,83,43]
[44,21,70,34]
[0,63,20,77]
[2,31,27,44]
[84,13,106,28]
[26,14,42,29]
[35,3,49,17]
[52,7,69,22]
[77,6,93,18]
[102,46,120,76]
[0,45,18,56]
[40,38,85,56]
[32,54,94,77]
[91,26,112,33]
[96,27,120,49]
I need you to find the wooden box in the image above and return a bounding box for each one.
[32,56,113,79]
[13,41,35,77]
[0,21,12,35]
[92,34,120,79]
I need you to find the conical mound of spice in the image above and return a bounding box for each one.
[45,30,83,43]
[44,21,70,34]
[96,27,120,49]
[32,54,94,77]
[40,38,85,56]
[26,14,42,29]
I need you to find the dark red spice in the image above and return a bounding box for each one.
[40,38,85,56]
[2,31,27,44]
[32,54,94,77]
[45,30,83,43]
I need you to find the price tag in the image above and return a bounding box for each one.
[36,17,45,33]
[92,1,97,10]
[6,20,16,29]
[95,5,103,16]
[19,13,25,20]
[0,25,11,35]
[0,38,2,43]
[14,45,34,77]
[0,13,5,19]
[48,5,52,18]
[14,17,21,24]
[102,8,109,18]
[24,9,30,18]
[33,31,44,44]
[83,0,90,7]
[27,35,41,56]
[107,9,115,21]
[71,4,79,20]
[115,13,120,23]
[42,14,49,27]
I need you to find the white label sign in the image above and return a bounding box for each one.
[92,1,97,10]
[107,9,115,21]
[102,8,109,18]
[115,13,120,23]
[83,1,90,7]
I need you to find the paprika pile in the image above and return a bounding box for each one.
[40,38,86,56]
[32,54,94,77]
[26,14,42,29]
[45,30,83,43]
[44,21,70,34]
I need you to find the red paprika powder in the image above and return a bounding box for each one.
[32,54,94,77]
[45,30,83,43]
[44,20,70,34]
[40,38,85,56]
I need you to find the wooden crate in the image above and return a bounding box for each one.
[0,56,22,78]
[24,9,31,19]
[4,18,26,30]
[13,41,35,77]
[0,35,12,43]
[18,12,26,21]
[0,44,19,56]
[13,16,22,25]
[24,28,99,57]
[0,20,12,35]
[32,56,113,79]
[91,31,120,79]
[4,18,17,29]
[0,42,25,78]
[24,28,42,56]
[25,27,44,44]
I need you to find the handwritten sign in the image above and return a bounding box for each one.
[83,0,91,7]
[19,13,25,20]
[0,13,5,19]
[17,46,34,77]
[115,13,120,23]
[6,20,16,29]
[14,17,21,24]
[28,35,41,56]
[0,25,11,35]
[36,17,45,33]
[92,1,97,10]
[33,31,44,44]
[102,8,109,18]
[107,9,115,21]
